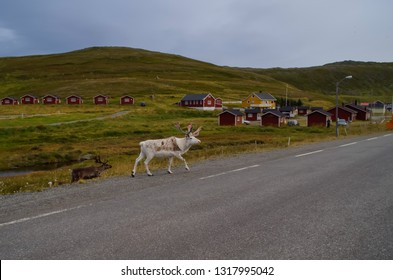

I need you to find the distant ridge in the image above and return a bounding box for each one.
[253,60,393,98]
[323,60,393,66]
[1,46,392,105]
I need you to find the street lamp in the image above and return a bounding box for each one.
[335,75,353,137]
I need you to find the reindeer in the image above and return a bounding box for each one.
[71,156,112,183]
[132,123,202,177]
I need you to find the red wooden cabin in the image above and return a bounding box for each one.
[1,97,19,105]
[180,93,217,110]
[21,94,39,104]
[93,94,109,105]
[261,110,286,127]
[66,95,83,105]
[306,109,332,127]
[218,109,244,126]
[42,94,61,105]
[120,95,134,105]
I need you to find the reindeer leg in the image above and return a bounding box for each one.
[71,171,79,183]
[132,152,144,177]
[144,155,154,176]
[175,154,190,171]
[168,157,174,174]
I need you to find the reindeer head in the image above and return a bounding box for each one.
[95,156,112,170]
[175,123,202,145]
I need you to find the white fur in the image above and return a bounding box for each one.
[132,128,201,176]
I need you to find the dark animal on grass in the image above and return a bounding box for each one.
[71,156,112,183]
[132,123,202,177]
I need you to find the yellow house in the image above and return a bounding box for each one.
[242,92,277,109]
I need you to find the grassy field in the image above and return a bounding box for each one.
[1,47,392,194]
[0,101,389,195]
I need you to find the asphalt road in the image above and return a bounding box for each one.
[1,133,393,259]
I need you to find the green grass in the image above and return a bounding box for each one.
[0,102,389,195]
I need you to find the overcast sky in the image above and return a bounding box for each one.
[1,0,392,68]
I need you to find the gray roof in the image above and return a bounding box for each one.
[219,109,243,116]
[2,97,18,100]
[279,106,295,112]
[370,100,385,108]
[262,110,286,117]
[181,93,211,101]
[254,92,277,101]
[43,94,61,98]
[66,95,83,99]
[245,107,262,114]
[22,94,38,98]
[345,104,366,111]
[327,106,357,114]
[306,109,331,117]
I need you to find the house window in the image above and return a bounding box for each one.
[71,98,77,102]
[207,100,212,105]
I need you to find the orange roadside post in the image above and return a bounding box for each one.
[386,116,393,129]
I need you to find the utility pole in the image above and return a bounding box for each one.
[335,75,353,137]
[285,84,288,107]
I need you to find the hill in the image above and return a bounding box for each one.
[1,47,393,107]
[0,47,288,103]
[250,61,393,103]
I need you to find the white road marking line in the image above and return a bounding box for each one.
[339,142,358,147]
[366,137,378,141]
[0,204,92,228]
[295,150,324,158]
[383,133,392,137]
[200,164,260,180]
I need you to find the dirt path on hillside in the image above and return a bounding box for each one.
[49,110,131,126]
[0,111,131,127]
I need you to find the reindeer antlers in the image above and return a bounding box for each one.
[95,155,108,164]
[175,122,192,136]
[193,126,202,137]
[187,123,193,134]
[174,122,186,134]
[174,122,202,137]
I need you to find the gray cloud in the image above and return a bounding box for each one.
[1,0,392,67]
